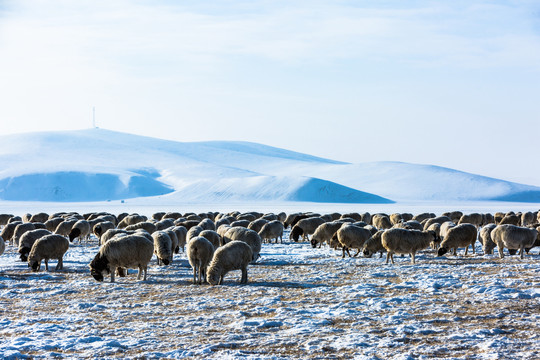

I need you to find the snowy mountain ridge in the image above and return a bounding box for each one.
[0,128,538,203]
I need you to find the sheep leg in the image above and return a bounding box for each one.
[218,275,224,285]
[465,246,469,255]
[142,266,148,281]
[411,252,415,265]
[45,259,49,272]
[192,266,197,284]
[390,252,395,264]
[241,265,248,284]
[111,269,116,283]
[55,257,63,270]
[386,252,391,264]
[137,266,142,280]
[498,245,505,259]
[353,248,361,257]
[342,247,346,258]
[520,245,524,260]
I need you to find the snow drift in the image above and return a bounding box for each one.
[0,128,538,203]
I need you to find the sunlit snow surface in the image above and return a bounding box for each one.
[1,229,538,359]
[1,128,540,203]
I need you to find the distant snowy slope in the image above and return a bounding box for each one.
[0,128,538,203]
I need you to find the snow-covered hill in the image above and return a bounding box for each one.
[0,128,538,203]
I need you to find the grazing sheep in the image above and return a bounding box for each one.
[499,214,520,226]
[198,218,216,231]
[390,213,403,225]
[479,224,497,254]
[89,234,154,282]
[152,212,166,221]
[442,211,463,224]
[261,213,278,221]
[482,213,495,226]
[363,230,386,258]
[336,224,372,258]
[381,228,437,265]
[426,223,442,249]
[248,218,269,233]
[93,221,116,240]
[458,213,482,228]
[215,217,232,229]
[521,212,535,227]
[117,214,146,228]
[28,234,69,272]
[54,219,77,237]
[186,236,215,284]
[207,240,253,285]
[423,216,452,231]
[29,212,49,223]
[341,213,362,221]
[437,224,478,257]
[199,230,221,249]
[372,214,392,230]
[125,221,157,234]
[393,220,423,231]
[412,212,436,223]
[18,229,51,261]
[310,221,344,248]
[258,220,284,244]
[230,220,250,228]
[284,212,302,228]
[164,228,179,257]
[223,226,262,262]
[100,229,130,245]
[0,221,22,245]
[171,226,188,252]
[44,217,64,232]
[12,223,36,246]
[187,225,204,241]
[0,214,14,226]
[217,224,232,240]
[152,231,173,265]
[68,220,91,243]
[155,219,175,231]
[290,217,326,242]
[491,224,538,259]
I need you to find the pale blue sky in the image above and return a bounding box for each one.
[1,1,539,185]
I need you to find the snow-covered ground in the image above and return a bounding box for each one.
[1,226,539,359]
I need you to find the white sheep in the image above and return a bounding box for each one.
[223,226,262,262]
[491,224,538,259]
[171,226,188,252]
[437,224,478,257]
[100,229,129,245]
[290,217,325,242]
[362,230,386,258]
[458,213,482,228]
[478,223,497,255]
[186,236,215,284]
[152,230,173,265]
[247,218,269,233]
[337,224,373,258]
[125,221,157,234]
[199,230,221,249]
[68,220,91,243]
[89,234,154,282]
[258,220,284,244]
[381,228,437,265]
[372,214,392,230]
[54,219,77,237]
[18,229,51,261]
[12,223,36,246]
[310,221,344,248]
[187,225,204,241]
[0,221,22,245]
[207,240,253,285]
[117,214,146,228]
[198,218,216,231]
[423,216,452,231]
[93,221,116,241]
[28,234,70,272]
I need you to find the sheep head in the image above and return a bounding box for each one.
[290,226,303,242]
[19,246,31,262]
[89,252,110,282]
[68,227,81,242]
[29,259,41,272]
[437,247,449,257]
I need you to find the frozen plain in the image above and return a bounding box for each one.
[0,206,539,360]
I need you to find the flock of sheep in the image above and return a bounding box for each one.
[0,209,539,285]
